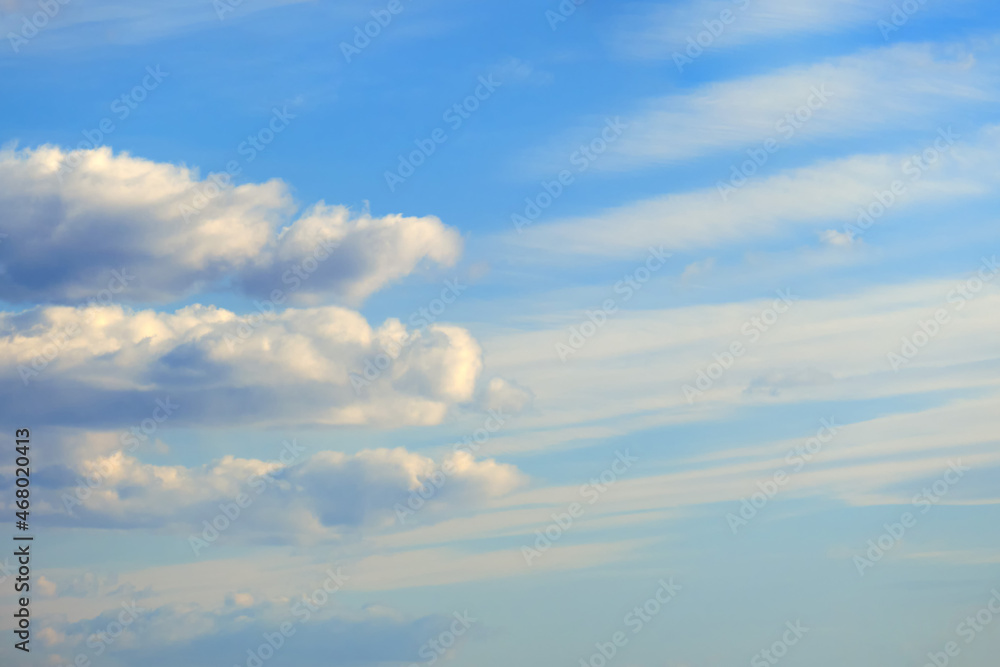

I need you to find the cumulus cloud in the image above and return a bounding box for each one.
[290,447,525,529]
[0,145,461,304]
[239,202,462,305]
[0,303,489,428]
[17,441,525,536]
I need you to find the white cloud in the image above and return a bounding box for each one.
[491,57,553,86]
[613,0,895,59]
[0,145,461,304]
[528,41,994,174]
[479,376,535,413]
[23,441,525,537]
[681,257,716,282]
[240,202,462,305]
[0,303,492,427]
[295,447,525,529]
[515,124,998,257]
[0,0,315,51]
[819,229,857,247]
[375,397,1000,550]
[37,575,58,596]
[470,274,1000,454]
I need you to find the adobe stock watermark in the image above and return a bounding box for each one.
[877,0,930,40]
[522,450,638,566]
[406,611,477,666]
[577,578,681,667]
[385,74,502,192]
[340,0,412,62]
[922,587,1000,667]
[718,85,833,200]
[726,418,840,534]
[682,288,798,404]
[188,439,307,556]
[556,246,671,362]
[59,600,147,664]
[887,255,998,371]
[18,269,135,385]
[545,0,587,30]
[394,408,509,523]
[750,621,809,667]
[224,236,341,350]
[178,105,297,222]
[62,397,180,516]
[0,557,13,586]
[6,0,71,53]
[38,600,147,663]
[214,0,247,20]
[234,567,350,667]
[672,0,752,72]
[853,460,970,576]
[512,117,627,233]
[57,66,170,181]
[835,127,958,245]
[349,277,468,393]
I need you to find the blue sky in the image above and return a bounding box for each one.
[2,0,1000,666]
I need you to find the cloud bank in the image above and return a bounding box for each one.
[0,303,488,428]
[0,145,462,304]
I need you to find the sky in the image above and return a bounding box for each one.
[1,0,1000,666]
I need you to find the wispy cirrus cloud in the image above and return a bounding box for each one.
[469,273,1000,455]
[612,0,899,60]
[514,124,999,257]
[0,0,315,52]
[524,41,996,175]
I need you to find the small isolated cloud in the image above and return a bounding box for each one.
[225,593,255,608]
[37,626,65,646]
[743,367,837,397]
[492,57,554,86]
[681,257,716,282]
[820,228,858,247]
[37,575,58,596]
